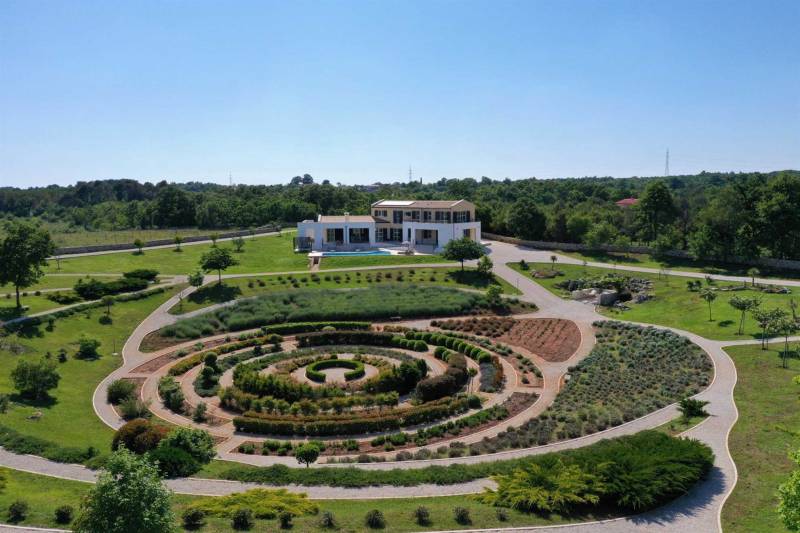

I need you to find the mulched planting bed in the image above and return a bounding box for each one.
[431,317,581,362]
[500,318,581,362]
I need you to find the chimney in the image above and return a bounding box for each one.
[344,212,350,222]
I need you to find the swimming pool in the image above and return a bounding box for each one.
[320,250,391,257]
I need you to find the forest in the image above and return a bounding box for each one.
[1,170,799,260]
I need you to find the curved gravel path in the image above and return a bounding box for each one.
[5,239,799,532]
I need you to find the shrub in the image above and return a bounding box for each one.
[414,506,431,525]
[496,508,509,521]
[678,397,710,419]
[118,398,150,420]
[8,500,29,522]
[54,504,74,524]
[453,506,471,524]
[148,445,201,478]
[74,276,149,300]
[112,419,169,454]
[364,509,385,529]
[319,510,337,529]
[107,379,136,404]
[75,337,101,359]
[159,427,216,464]
[279,511,293,529]
[10,358,60,400]
[158,376,185,413]
[124,269,159,281]
[181,508,206,529]
[232,508,254,530]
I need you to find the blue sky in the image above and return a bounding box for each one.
[1,0,797,187]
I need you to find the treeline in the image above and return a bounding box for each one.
[2,170,799,259]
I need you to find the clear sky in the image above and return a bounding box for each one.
[1,0,798,187]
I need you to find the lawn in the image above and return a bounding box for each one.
[44,233,307,275]
[556,249,800,280]
[170,267,520,314]
[1,274,119,293]
[0,293,73,321]
[0,286,181,452]
[0,466,614,531]
[722,342,800,533]
[320,253,453,270]
[508,262,797,341]
[49,227,239,248]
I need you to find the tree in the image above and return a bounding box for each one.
[773,317,799,368]
[174,235,183,252]
[486,285,503,307]
[76,337,101,359]
[200,247,238,284]
[780,449,800,530]
[550,255,558,270]
[638,181,676,242]
[747,267,760,287]
[133,238,144,254]
[584,222,618,249]
[101,295,115,315]
[506,199,547,241]
[11,358,60,400]
[442,238,484,271]
[73,448,175,533]
[0,220,56,308]
[209,233,220,247]
[295,442,320,467]
[699,289,717,321]
[476,255,493,277]
[232,236,246,253]
[728,296,761,335]
[157,427,216,465]
[752,308,786,350]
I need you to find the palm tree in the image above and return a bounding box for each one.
[747,267,760,287]
[700,288,717,321]
[753,308,786,350]
[729,296,761,335]
[550,255,558,270]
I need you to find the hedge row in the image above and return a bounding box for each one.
[406,331,492,363]
[296,330,427,352]
[74,276,150,300]
[233,396,474,436]
[169,333,282,376]
[260,321,371,335]
[305,359,365,383]
[415,352,469,402]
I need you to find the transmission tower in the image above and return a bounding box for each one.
[408,166,413,183]
[664,149,670,177]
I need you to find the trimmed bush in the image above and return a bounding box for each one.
[112,419,170,454]
[182,508,206,529]
[148,445,201,478]
[54,505,74,524]
[232,508,254,530]
[8,500,29,522]
[365,509,386,529]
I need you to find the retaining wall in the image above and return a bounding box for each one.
[54,226,279,256]
[483,232,800,272]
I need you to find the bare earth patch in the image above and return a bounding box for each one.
[499,318,581,362]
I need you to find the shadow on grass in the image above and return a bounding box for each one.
[10,392,58,409]
[446,270,500,289]
[188,283,243,306]
[717,320,735,328]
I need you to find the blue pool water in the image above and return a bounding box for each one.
[321,250,391,257]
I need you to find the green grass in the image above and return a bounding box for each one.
[556,249,800,280]
[653,414,707,437]
[1,274,119,293]
[170,267,520,314]
[0,286,180,452]
[722,342,800,533]
[0,466,612,531]
[45,233,308,275]
[49,227,239,248]
[319,254,453,269]
[0,293,72,321]
[509,262,798,341]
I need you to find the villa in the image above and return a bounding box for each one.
[295,199,481,253]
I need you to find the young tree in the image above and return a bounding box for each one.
[476,255,493,277]
[550,255,558,270]
[76,337,102,359]
[209,233,220,247]
[700,288,717,322]
[773,317,799,368]
[780,449,800,531]
[728,296,761,335]
[442,238,484,271]
[73,448,175,533]
[11,358,60,400]
[101,295,115,316]
[232,236,246,253]
[200,247,238,284]
[747,267,760,287]
[752,308,787,350]
[295,442,321,468]
[133,238,144,255]
[173,235,183,252]
[0,221,56,308]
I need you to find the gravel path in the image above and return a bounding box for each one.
[4,239,796,532]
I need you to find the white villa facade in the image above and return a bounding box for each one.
[295,199,481,253]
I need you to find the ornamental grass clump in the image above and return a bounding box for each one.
[187,489,318,520]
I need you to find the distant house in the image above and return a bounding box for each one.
[615,197,639,208]
[295,199,481,253]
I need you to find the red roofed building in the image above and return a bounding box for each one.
[615,197,639,208]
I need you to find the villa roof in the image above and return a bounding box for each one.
[615,197,639,207]
[372,199,470,209]
[317,215,377,223]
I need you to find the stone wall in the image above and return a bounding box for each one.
[483,232,800,272]
[54,226,279,256]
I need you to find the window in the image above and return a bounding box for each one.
[390,228,402,241]
[373,209,387,218]
[422,230,433,239]
[463,229,471,238]
[376,228,386,241]
[423,210,432,222]
[326,228,344,243]
[349,228,369,243]
[393,210,403,223]
[434,211,451,223]
[407,228,411,241]
[454,211,471,223]
[410,210,420,221]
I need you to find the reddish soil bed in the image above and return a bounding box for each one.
[500,318,581,362]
